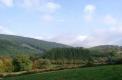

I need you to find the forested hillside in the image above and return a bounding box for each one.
[89,45,122,56]
[0,34,69,55]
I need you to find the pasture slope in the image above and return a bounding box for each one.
[3,65,122,80]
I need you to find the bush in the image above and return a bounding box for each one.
[0,59,4,72]
[0,57,13,72]
[33,59,51,69]
[13,55,33,72]
[116,59,122,64]
[2,57,14,72]
[85,58,94,67]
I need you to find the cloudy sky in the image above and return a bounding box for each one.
[0,0,122,47]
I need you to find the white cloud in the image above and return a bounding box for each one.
[85,22,122,47]
[103,15,117,25]
[21,0,41,9]
[76,35,87,41]
[46,2,61,13]
[48,35,75,45]
[84,5,96,14]
[0,0,61,23]
[82,15,122,47]
[44,21,122,47]
[21,0,61,13]
[102,14,122,34]
[83,4,96,22]
[21,0,61,23]
[0,0,14,7]
[28,28,122,47]
[44,35,88,46]
[40,2,61,22]
[32,36,44,40]
[0,26,14,35]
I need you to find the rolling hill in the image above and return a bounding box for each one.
[90,45,122,52]
[89,45,122,56]
[91,45,122,50]
[0,34,69,55]
[0,34,122,56]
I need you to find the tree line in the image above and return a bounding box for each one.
[0,47,122,72]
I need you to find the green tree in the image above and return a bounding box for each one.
[13,55,32,71]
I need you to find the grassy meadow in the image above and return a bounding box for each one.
[3,65,122,80]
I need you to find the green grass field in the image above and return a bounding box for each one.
[3,65,122,80]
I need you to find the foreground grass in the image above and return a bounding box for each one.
[3,65,122,80]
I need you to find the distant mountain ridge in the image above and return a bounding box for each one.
[0,34,122,56]
[0,34,70,55]
[90,45,122,50]
[89,45,122,54]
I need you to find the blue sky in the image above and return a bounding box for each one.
[0,0,122,47]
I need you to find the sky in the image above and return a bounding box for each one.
[0,0,122,47]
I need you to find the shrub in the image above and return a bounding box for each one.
[2,57,14,72]
[0,57,13,72]
[13,55,33,72]
[85,58,94,67]
[0,59,4,72]
[33,59,51,69]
